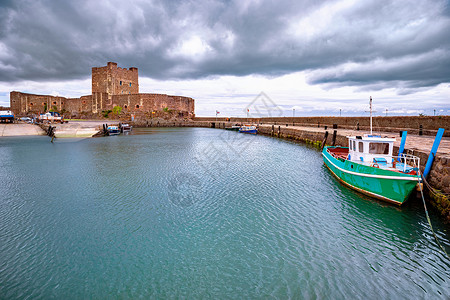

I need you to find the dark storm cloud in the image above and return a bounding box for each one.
[0,0,449,92]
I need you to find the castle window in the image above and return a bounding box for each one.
[53,101,57,105]
[120,81,122,85]
[129,83,132,87]
[135,105,140,109]
[29,103,33,106]
[82,101,86,104]
[42,103,46,106]
[124,105,128,109]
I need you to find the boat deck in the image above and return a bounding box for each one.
[327,147,419,175]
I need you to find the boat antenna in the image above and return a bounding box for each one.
[369,96,373,135]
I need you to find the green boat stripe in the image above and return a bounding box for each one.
[322,153,419,182]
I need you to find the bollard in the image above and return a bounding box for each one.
[278,126,281,137]
[321,131,329,150]
[271,124,274,136]
[332,130,337,146]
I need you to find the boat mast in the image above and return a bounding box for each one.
[369,96,373,135]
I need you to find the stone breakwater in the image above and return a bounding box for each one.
[194,116,450,137]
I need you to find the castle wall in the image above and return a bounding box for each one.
[10,91,67,115]
[110,93,195,116]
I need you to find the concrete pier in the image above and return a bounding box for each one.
[0,121,108,138]
[0,123,45,136]
[48,121,106,138]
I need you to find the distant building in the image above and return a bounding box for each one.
[10,62,195,117]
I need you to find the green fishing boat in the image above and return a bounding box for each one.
[322,98,421,205]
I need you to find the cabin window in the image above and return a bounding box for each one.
[352,141,356,150]
[359,142,364,152]
[120,81,122,85]
[369,143,390,154]
[349,141,352,150]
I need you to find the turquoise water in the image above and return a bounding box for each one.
[0,127,449,299]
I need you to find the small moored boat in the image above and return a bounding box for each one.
[225,125,241,131]
[107,125,120,136]
[120,123,132,133]
[322,97,421,205]
[239,125,257,134]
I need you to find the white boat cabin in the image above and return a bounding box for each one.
[347,134,395,166]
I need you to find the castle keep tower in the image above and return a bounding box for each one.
[92,62,139,101]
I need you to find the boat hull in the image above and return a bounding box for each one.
[322,147,419,205]
[239,129,257,134]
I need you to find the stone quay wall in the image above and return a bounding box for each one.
[195,116,450,136]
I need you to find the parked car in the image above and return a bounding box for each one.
[20,117,32,122]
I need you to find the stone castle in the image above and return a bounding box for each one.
[10,62,195,117]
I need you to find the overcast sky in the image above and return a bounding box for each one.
[0,0,449,116]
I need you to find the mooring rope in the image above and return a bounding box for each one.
[418,174,449,258]
[422,175,450,196]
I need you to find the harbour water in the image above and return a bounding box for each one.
[1,128,449,298]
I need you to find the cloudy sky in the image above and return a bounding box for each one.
[0,0,449,117]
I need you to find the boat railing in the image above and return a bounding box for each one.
[370,153,420,174]
[397,153,420,173]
